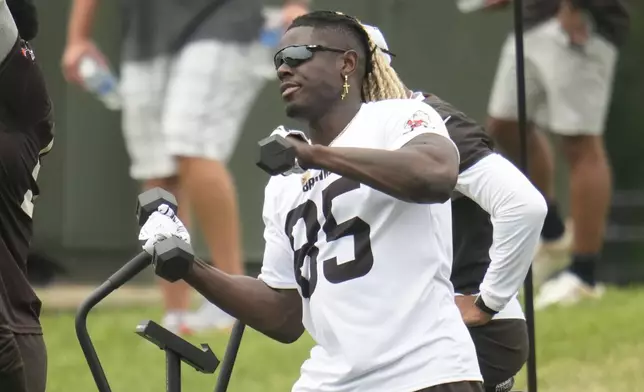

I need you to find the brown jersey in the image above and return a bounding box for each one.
[0,38,54,334]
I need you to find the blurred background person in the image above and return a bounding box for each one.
[483,0,630,308]
[60,0,309,333]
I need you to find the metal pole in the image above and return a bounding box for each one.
[166,350,182,392]
[75,251,152,392]
[512,0,538,391]
[214,320,246,392]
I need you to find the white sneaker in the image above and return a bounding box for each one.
[534,271,605,310]
[532,219,574,287]
[182,301,235,333]
[161,311,186,334]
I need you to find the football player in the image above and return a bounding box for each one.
[139,10,484,392]
[0,0,54,391]
[358,25,546,392]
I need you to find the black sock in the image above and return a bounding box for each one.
[568,254,599,286]
[541,201,565,241]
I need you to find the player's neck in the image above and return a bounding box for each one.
[308,100,363,146]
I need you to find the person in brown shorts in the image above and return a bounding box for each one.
[0,0,54,391]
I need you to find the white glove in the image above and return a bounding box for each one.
[270,125,310,176]
[138,204,191,255]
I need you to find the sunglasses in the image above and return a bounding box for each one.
[273,45,347,70]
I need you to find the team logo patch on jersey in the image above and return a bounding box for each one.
[404,110,431,134]
[20,42,35,62]
[302,170,331,192]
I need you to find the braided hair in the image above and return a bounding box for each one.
[287,11,407,102]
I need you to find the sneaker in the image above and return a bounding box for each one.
[534,271,605,310]
[182,301,235,333]
[532,219,574,287]
[161,311,187,335]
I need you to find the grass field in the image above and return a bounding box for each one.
[42,286,644,392]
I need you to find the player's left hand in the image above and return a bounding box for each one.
[455,295,493,327]
[138,204,191,255]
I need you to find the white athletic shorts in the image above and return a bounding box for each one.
[488,18,618,136]
[120,40,269,180]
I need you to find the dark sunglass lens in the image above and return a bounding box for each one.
[274,46,313,69]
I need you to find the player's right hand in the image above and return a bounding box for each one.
[138,205,191,256]
[270,125,311,145]
[61,39,107,84]
[270,126,310,175]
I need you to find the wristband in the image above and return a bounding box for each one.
[474,294,499,316]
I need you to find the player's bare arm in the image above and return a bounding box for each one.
[291,133,459,204]
[184,260,304,343]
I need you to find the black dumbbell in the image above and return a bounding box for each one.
[256,134,296,176]
[152,236,195,283]
[134,187,194,282]
[136,187,178,227]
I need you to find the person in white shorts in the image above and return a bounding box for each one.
[484,0,629,309]
[61,0,309,333]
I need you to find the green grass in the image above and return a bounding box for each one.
[43,286,644,392]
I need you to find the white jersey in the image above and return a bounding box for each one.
[258,99,482,392]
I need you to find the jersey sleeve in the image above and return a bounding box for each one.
[257,180,298,290]
[385,100,459,159]
[455,153,547,312]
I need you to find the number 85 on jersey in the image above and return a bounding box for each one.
[285,177,375,298]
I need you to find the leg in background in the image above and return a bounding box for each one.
[533,133,610,309]
[530,19,618,308]
[178,157,244,276]
[161,40,266,332]
[142,176,194,331]
[560,134,612,286]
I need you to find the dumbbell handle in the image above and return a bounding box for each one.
[75,251,153,392]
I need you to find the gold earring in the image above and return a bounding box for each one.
[341,75,350,100]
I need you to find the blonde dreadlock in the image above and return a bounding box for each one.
[360,32,408,102]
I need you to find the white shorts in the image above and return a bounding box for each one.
[488,18,618,136]
[120,40,269,180]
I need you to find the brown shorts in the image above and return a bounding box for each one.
[0,332,46,392]
[417,381,484,392]
[468,319,529,391]
[16,334,47,392]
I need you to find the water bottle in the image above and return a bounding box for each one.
[78,55,122,111]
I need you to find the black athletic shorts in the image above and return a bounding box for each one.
[468,319,529,392]
[0,332,46,392]
[417,381,484,392]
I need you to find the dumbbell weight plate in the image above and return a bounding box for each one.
[256,134,296,176]
[153,236,195,283]
[136,187,178,227]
